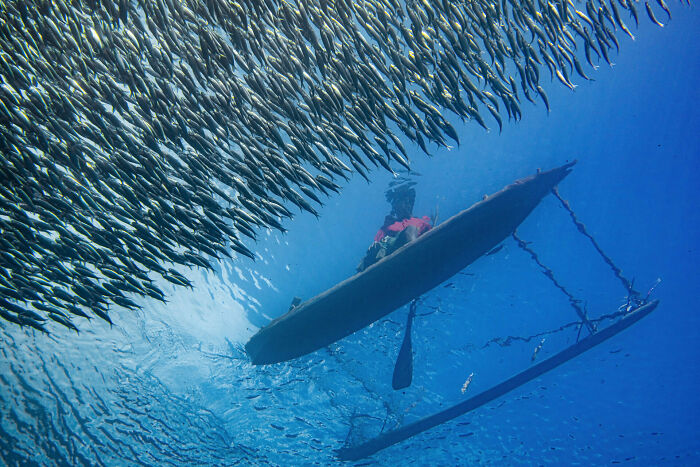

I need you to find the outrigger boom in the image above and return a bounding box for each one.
[336,300,659,461]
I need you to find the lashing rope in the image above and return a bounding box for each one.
[480,306,638,350]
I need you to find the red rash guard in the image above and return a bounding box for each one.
[374,216,432,242]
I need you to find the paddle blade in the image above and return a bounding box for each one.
[392,303,417,390]
[392,334,413,390]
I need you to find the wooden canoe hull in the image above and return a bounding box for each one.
[245,162,576,365]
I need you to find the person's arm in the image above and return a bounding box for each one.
[420,216,432,233]
[406,217,432,236]
[374,228,386,242]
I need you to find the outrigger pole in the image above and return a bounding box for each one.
[552,187,641,300]
[336,300,659,461]
[512,231,597,335]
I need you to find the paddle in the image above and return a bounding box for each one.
[392,299,418,390]
[391,206,437,390]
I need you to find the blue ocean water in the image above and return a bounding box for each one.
[1,7,699,467]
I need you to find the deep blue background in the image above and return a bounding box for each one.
[1,6,698,466]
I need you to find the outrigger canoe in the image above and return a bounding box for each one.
[245,162,576,365]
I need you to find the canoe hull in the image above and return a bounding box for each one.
[245,162,576,365]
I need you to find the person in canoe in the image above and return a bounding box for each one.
[357,183,433,272]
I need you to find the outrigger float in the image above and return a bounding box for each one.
[335,300,658,460]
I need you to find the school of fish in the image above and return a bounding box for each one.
[0,0,674,334]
